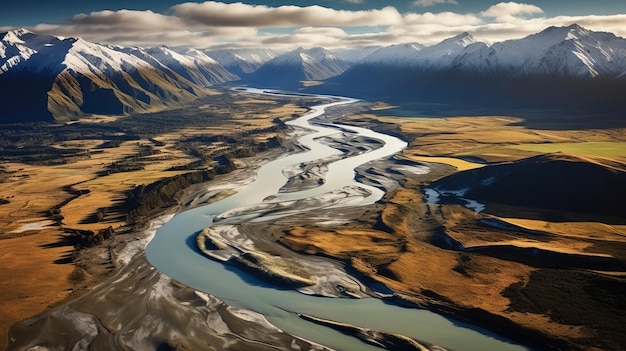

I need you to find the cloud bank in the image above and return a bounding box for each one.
[8,1,626,50]
[412,0,459,8]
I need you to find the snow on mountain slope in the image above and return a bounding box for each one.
[2,24,626,122]
[246,47,351,86]
[353,33,478,69]
[0,29,213,122]
[205,48,277,76]
[414,32,480,69]
[333,24,626,115]
[50,38,209,120]
[0,29,70,75]
[142,46,237,86]
[332,46,382,64]
[518,25,626,78]
[360,43,425,66]
[344,24,626,80]
[454,24,626,78]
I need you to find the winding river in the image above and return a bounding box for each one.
[145,88,531,351]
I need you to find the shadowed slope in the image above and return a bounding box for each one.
[431,153,626,221]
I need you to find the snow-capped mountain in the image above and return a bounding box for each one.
[413,32,480,69]
[245,47,351,87]
[449,24,626,78]
[357,33,478,69]
[2,24,625,123]
[331,46,382,64]
[0,29,235,122]
[0,29,70,75]
[359,43,426,66]
[205,48,277,77]
[331,24,626,114]
[514,24,626,78]
[142,46,238,85]
[343,24,626,79]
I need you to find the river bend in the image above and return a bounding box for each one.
[146,88,530,351]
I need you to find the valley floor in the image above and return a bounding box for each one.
[1,91,625,351]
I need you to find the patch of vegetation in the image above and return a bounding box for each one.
[68,267,88,284]
[98,143,161,176]
[161,337,198,351]
[123,167,236,223]
[0,90,300,166]
[64,226,115,249]
[452,254,472,277]
[503,269,626,350]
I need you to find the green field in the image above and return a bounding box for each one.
[506,142,626,158]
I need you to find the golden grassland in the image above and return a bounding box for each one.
[282,185,624,349]
[403,155,484,171]
[363,114,626,163]
[0,141,197,348]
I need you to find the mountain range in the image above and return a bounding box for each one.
[0,29,245,122]
[1,24,625,123]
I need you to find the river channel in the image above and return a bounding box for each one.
[145,88,531,351]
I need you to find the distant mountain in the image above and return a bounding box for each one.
[2,25,625,123]
[244,47,351,88]
[449,24,626,78]
[330,24,626,116]
[140,46,237,85]
[358,43,426,66]
[331,46,381,64]
[205,48,277,77]
[0,29,235,123]
[355,32,479,69]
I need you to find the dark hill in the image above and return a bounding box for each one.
[431,153,626,221]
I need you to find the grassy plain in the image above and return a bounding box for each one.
[0,90,308,349]
[364,114,626,163]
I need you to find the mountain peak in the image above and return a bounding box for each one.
[10,28,33,36]
[443,31,476,46]
[2,28,33,43]
[454,31,474,40]
[537,24,593,41]
[566,23,587,32]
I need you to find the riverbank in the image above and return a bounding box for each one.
[5,145,343,351]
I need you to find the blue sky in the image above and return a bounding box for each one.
[2,1,625,49]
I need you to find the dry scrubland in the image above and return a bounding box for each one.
[280,109,626,351]
[0,90,307,349]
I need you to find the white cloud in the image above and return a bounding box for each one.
[171,1,402,27]
[29,9,258,49]
[8,1,626,50]
[481,2,544,22]
[403,12,482,26]
[412,0,459,8]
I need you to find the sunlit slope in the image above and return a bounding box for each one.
[0,29,236,123]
